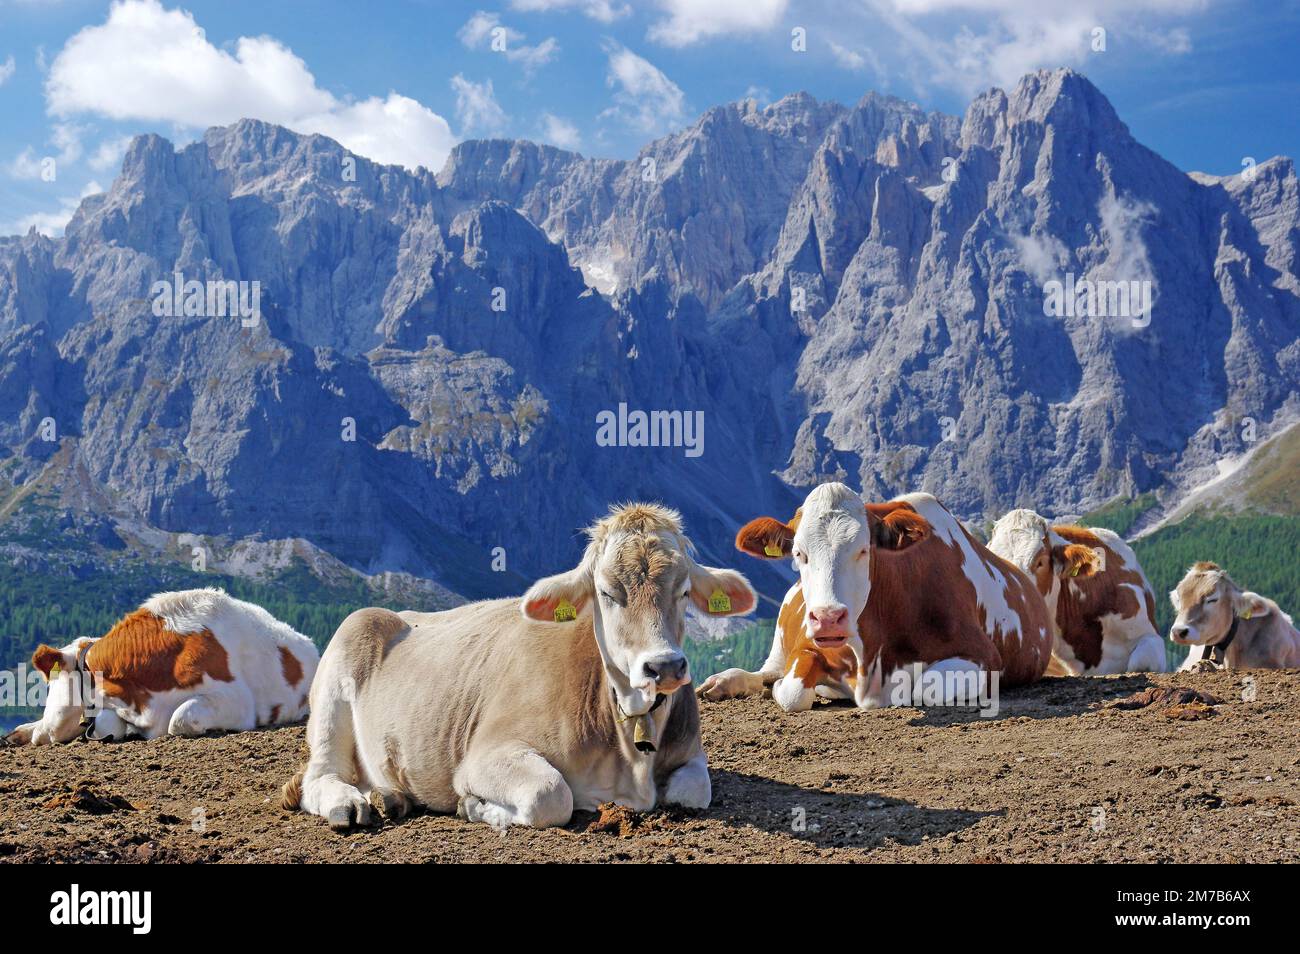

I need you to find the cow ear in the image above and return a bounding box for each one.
[1054,544,1101,578]
[688,564,758,617]
[735,517,794,559]
[871,507,930,551]
[1232,591,1271,620]
[32,645,63,681]
[521,567,591,623]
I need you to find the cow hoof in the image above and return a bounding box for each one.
[326,796,373,832]
[368,788,411,821]
[458,795,515,830]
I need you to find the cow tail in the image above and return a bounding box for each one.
[280,766,305,811]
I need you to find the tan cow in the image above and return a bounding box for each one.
[699,484,1053,712]
[282,503,757,830]
[988,510,1166,674]
[1170,562,1300,670]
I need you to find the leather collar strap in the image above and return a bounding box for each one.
[1208,615,1240,666]
[74,641,95,731]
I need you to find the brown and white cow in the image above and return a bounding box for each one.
[4,589,318,746]
[282,503,757,830]
[698,484,1053,712]
[988,510,1166,675]
[1170,562,1300,671]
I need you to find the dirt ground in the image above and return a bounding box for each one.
[1,669,1297,863]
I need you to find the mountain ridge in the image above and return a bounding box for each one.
[1,67,1296,604]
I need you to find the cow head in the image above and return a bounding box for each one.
[1169,562,1270,646]
[735,482,930,648]
[521,503,756,717]
[988,509,1101,607]
[8,639,100,745]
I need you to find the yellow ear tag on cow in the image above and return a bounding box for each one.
[708,588,732,614]
[49,662,61,677]
[763,543,783,558]
[1069,566,1080,577]
[553,599,577,623]
[1243,609,1252,620]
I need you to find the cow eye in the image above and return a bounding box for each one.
[678,588,690,601]
[599,589,617,605]
[793,549,806,563]
[1205,596,1218,604]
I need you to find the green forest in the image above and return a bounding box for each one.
[0,558,437,673]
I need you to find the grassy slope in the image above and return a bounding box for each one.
[1079,426,1300,669]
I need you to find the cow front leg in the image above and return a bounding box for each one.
[697,667,769,700]
[772,650,824,712]
[2,721,37,746]
[166,686,256,738]
[662,752,711,809]
[455,743,574,829]
[1126,635,1168,673]
[85,708,131,741]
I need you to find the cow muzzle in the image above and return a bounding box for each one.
[807,603,851,647]
[639,652,690,694]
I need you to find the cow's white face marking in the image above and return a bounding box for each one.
[791,483,873,647]
[24,639,101,745]
[989,509,1059,605]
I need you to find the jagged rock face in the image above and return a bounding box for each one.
[0,69,1296,601]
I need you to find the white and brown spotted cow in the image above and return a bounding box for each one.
[282,503,757,830]
[1170,562,1300,671]
[4,589,318,745]
[698,484,1053,712]
[988,510,1166,675]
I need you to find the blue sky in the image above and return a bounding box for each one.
[2,0,1298,236]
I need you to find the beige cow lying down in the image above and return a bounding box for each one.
[282,503,757,830]
[1170,563,1300,670]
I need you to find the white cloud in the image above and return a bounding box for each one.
[0,55,15,86]
[1011,229,1068,285]
[8,148,46,180]
[872,0,1203,94]
[450,74,509,136]
[458,10,559,75]
[6,180,104,237]
[510,0,629,23]
[7,121,85,180]
[599,42,687,135]
[647,0,790,47]
[459,11,506,48]
[44,0,454,172]
[89,134,134,172]
[828,40,885,81]
[50,122,84,164]
[539,112,582,150]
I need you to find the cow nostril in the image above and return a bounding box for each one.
[810,606,848,627]
[644,656,687,685]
